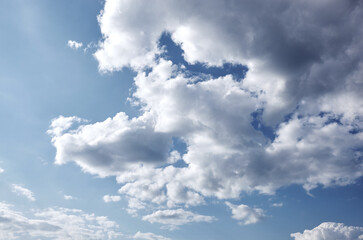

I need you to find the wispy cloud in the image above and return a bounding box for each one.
[272,202,283,207]
[133,231,171,240]
[11,184,35,201]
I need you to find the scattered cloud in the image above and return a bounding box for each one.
[103,195,121,203]
[11,184,35,202]
[142,209,216,230]
[272,202,283,207]
[225,202,265,225]
[291,222,363,240]
[0,201,123,240]
[67,40,83,50]
[133,231,171,240]
[0,167,3,173]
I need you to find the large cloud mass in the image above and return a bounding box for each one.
[50,0,363,226]
[291,222,363,240]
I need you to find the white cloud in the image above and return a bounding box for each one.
[0,167,3,173]
[67,40,83,49]
[103,195,121,203]
[0,202,123,240]
[291,222,363,240]
[50,0,363,222]
[133,231,171,240]
[142,209,216,230]
[47,115,84,137]
[272,202,283,207]
[49,112,172,177]
[11,184,35,202]
[63,195,75,200]
[225,201,265,225]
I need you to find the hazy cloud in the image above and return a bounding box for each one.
[11,184,35,201]
[133,231,171,240]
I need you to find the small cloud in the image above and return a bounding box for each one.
[103,195,121,203]
[133,231,171,240]
[0,167,4,173]
[64,195,75,200]
[11,184,35,201]
[272,202,283,207]
[47,115,84,137]
[67,40,83,49]
[225,201,265,225]
[83,41,98,53]
[142,209,216,230]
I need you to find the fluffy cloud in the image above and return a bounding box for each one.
[47,115,84,137]
[11,184,35,202]
[142,209,216,230]
[0,202,123,240]
[67,40,83,49]
[291,222,363,240]
[225,202,265,225]
[49,113,172,177]
[51,0,363,226]
[103,195,121,203]
[0,167,3,173]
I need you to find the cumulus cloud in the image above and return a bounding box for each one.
[47,115,84,137]
[225,202,265,225]
[11,184,35,201]
[291,222,363,240]
[133,231,171,240]
[103,195,121,203]
[49,113,172,177]
[142,209,216,230]
[67,40,83,49]
[51,0,363,225]
[0,202,123,240]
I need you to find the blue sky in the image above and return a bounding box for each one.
[1,0,363,240]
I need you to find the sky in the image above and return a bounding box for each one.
[0,0,363,239]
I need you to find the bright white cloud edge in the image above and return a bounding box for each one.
[291,222,363,240]
[11,184,36,202]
